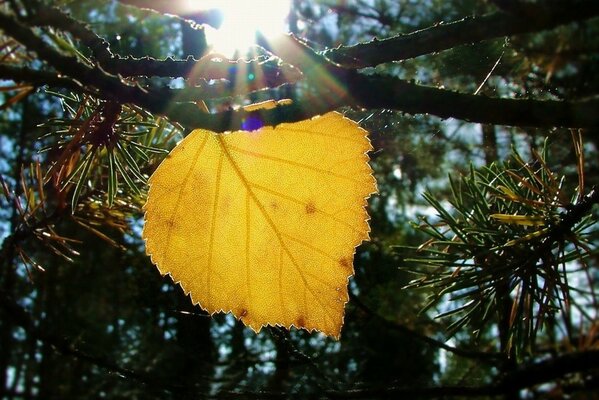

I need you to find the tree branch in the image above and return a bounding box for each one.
[25,4,301,87]
[323,0,599,67]
[0,64,86,92]
[255,34,599,131]
[0,12,160,104]
[163,71,599,132]
[500,350,599,392]
[345,72,599,128]
[323,350,599,398]
[4,10,598,132]
[349,292,501,361]
[0,288,144,382]
[553,186,599,238]
[0,287,220,394]
[325,384,499,399]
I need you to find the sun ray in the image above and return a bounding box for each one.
[200,0,291,57]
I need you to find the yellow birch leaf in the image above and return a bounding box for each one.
[143,112,375,338]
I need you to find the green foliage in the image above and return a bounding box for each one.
[401,142,597,355]
[39,92,176,208]
[1,0,598,398]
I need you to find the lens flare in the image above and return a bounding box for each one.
[202,0,291,56]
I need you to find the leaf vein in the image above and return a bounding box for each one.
[280,232,338,262]
[251,182,363,234]
[207,147,224,309]
[282,126,365,144]
[216,136,338,324]
[162,134,209,263]
[246,190,251,307]
[226,144,362,184]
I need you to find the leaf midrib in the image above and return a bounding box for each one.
[215,134,338,325]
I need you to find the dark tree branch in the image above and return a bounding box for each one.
[24,4,301,87]
[96,54,303,88]
[0,64,87,92]
[0,287,219,394]
[500,350,599,392]
[0,288,145,383]
[4,285,593,400]
[24,4,116,65]
[255,34,599,131]
[0,12,161,104]
[323,350,599,398]
[7,57,597,132]
[163,71,599,132]
[345,72,599,129]
[349,292,501,361]
[0,12,222,127]
[554,186,599,238]
[325,384,500,398]
[3,8,598,132]
[323,0,599,68]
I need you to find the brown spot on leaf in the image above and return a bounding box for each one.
[305,201,316,214]
[339,257,352,273]
[296,317,306,327]
[240,308,248,318]
[270,201,279,211]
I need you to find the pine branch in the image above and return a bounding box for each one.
[552,186,599,239]
[324,0,599,67]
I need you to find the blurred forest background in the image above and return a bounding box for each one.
[0,0,598,398]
